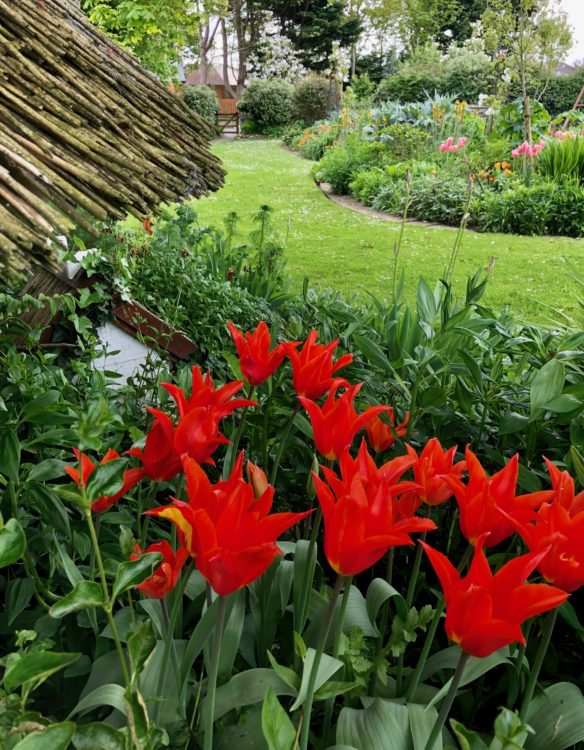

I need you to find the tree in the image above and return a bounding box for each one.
[196,1,228,85]
[481,0,572,142]
[81,0,201,77]
[436,0,487,46]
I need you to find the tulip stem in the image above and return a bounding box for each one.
[424,649,470,750]
[204,595,227,750]
[224,387,255,478]
[322,576,353,746]
[298,507,323,633]
[519,608,558,722]
[270,404,300,486]
[299,575,345,750]
[154,593,184,723]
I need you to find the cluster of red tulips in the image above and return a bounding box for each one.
[65,320,584,746]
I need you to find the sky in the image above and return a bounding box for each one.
[562,0,584,63]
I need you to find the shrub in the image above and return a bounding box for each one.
[538,136,584,184]
[315,137,378,194]
[532,68,584,117]
[350,167,392,205]
[238,79,294,131]
[373,123,429,161]
[472,181,584,237]
[182,85,219,123]
[407,175,473,225]
[293,76,330,125]
[376,73,443,104]
[349,73,375,102]
[295,122,339,161]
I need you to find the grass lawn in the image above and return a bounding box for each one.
[194,139,583,325]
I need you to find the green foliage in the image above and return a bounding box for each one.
[370,123,429,161]
[238,80,295,131]
[182,85,219,123]
[315,137,378,194]
[536,67,584,116]
[293,76,330,125]
[349,74,376,103]
[537,136,584,184]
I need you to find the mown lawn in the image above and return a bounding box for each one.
[194,139,583,325]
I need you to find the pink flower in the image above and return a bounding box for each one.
[511,147,521,158]
[458,137,468,147]
[439,143,448,152]
[450,145,459,153]
[445,136,454,147]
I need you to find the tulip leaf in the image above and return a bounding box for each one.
[49,581,105,618]
[292,539,318,632]
[0,427,21,483]
[85,459,127,505]
[69,684,127,718]
[261,687,296,750]
[525,682,584,750]
[366,578,408,628]
[12,722,76,750]
[181,596,236,688]
[530,358,564,415]
[290,650,343,711]
[72,723,127,750]
[450,720,489,750]
[111,552,162,602]
[336,699,412,750]
[208,668,297,721]
[0,516,26,568]
[216,587,246,677]
[4,651,80,693]
[267,651,301,692]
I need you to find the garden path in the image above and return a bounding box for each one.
[194,139,583,325]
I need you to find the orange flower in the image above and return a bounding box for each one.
[405,438,466,507]
[284,329,352,400]
[127,408,182,481]
[132,541,189,599]
[366,409,409,453]
[227,321,289,386]
[65,448,143,512]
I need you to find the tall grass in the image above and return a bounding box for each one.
[538,136,584,184]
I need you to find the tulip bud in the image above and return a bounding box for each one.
[306,453,320,500]
[247,461,269,499]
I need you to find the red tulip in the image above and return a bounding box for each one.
[421,538,568,657]
[445,448,552,547]
[148,455,310,595]
[131,541,189,599]
[284,329,352,400]
[65,448,143,512]
[299,383,391,461]
[127,407,182,482]
[544,457,584,515]
[227,321,289,386]
[313,442,435,576]
[405,438,466,507]
[512,501,584,593]
[366,409,409,453]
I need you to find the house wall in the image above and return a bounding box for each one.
[93,323,161,384]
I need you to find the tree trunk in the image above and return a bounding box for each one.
[327,71,341,113]
[199,22,208,84]
[221,18,237,99]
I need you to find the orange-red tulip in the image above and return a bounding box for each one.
[405,438,466,506]
[366,409,409,453]
[284,329,352,400]
[127,407,182,482]
[227,321,289,386]
[422,538,568,657]
[65,448,143,512]
[544,457,584,515]
[132,541,189,599]
[148,455,310,595]
[299,383,390,461]
[313,442,435,576]
[445,448,552,546]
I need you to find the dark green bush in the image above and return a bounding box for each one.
[407,176,473,225]
[375,123,429,160]
[182,85,219,123]
[375,66,494,104]
[533,68,584,117]
[350,168,392,205]
[472,181,584,237]
[315,137,378,194]
[238,80,295,131]
[293,76,330,125]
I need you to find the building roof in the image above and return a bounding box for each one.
[0,0,225,277]
[186,63,239,88]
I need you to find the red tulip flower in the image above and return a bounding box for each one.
[299,383,391,461]
[65,448,143,512]
[284,329,352,400]
[366,409,410,453]
[127,408,182,482]
[544,457,584,515]
[512,500,584,593]
[227,321,289,386]
[313,442,435,576]
[405,438,466,507]
[445,449,552,547]
[131,541,189,599]
[148,455,310,595]
[421,538,568,657]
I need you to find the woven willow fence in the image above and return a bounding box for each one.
[0,0,225,276]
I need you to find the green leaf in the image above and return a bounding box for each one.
[266,651,301,692]
[366,578,408,627]
[0,427,21,482]
[85,459,127,505]
[337,699,415,750]
[290,650,343,711]
[128,619,156,676]
[530,358,564,415]
[181,595,235,687]
[417,278,437,326]
[544,394,581,413]
[69,684,127,718]
[12,722,76,750]
[111,552,162,601]
[72,723,127,750]
[26,459,67,483]
[49,581,105,618]
[261,687,296,750]
[6,577,35,625]
[124,686,150,748]
[525,682,584,750]
[0,516,26,568]
[209,668,297,721]
[4,651,80,693]
[450,719,489,750]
